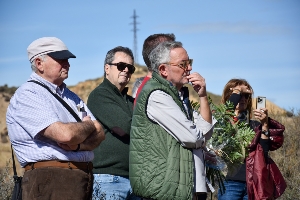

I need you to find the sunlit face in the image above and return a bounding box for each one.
[105,52,133,91]
[36,55,70,86]
[235,84,250,112]
[165,47,192,90]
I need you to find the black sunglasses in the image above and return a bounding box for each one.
[109,62,135,74]
[241,93,251,99]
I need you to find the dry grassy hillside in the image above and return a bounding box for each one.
[0,66,287,167]
[69,65,286,116]
[69,64,149,103]
[0,91,24,176]
[0,65,286,171]
[0,93,10,141]
[1,65,297,199]
[69,65,223,105]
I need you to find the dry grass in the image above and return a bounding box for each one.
[268,110,300,199]
[207,110,300,200]
[0,67,299,199]
[0,158,14,199]
[2,112,297,199]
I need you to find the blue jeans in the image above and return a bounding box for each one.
[93,174,141,200]
[218,180,248,200]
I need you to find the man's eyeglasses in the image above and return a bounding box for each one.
[241,93,251,99]
[167,59,193,71]
[109,62,135,74]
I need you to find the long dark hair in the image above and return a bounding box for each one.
[221,78,254,114]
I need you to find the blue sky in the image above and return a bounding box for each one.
[0,0,299,111]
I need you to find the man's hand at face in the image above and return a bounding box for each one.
[187,72,212,123]
[187,72,207,97]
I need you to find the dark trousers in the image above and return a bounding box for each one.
[196,193,207,200]
[142,193,207,200]
[22,167,93,200]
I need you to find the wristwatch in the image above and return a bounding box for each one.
[262,129,269,136]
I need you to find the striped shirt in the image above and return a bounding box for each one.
[6,72,96,167]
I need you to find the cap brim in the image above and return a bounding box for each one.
[47,50,76,60]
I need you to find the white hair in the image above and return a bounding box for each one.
[149,41,183,73]
[31,54,47,72]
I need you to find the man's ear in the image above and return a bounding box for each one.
[35,58,44,72]
[158,64,168,77]
[104,64,110,76]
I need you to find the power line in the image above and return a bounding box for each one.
[130,9,139,65]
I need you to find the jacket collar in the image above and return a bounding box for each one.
[102,77,128,96]
[152,72,179,98]
[29,72,66,95]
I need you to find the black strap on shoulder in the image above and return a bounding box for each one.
[11,144,17,177]
[28,80,81,122]
[11,144,23,200]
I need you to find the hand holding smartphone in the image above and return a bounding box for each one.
[256,96,266,110]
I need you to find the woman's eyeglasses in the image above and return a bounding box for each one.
[109,62,135,74]
[241,93,251,99]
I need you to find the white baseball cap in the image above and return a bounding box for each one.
[27,37,76,62]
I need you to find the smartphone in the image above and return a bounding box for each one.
[256,96,266,110]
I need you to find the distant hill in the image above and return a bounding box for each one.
[0,64,287,137]
[69,64,150,103]
[0,66,296,199]
[68,65,286,115]
[0,64,286,172]
[69,64,222,105]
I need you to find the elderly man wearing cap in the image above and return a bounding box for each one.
[6,37,105,200]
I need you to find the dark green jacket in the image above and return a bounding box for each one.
[129,72,194,200]
[87,78,134,177]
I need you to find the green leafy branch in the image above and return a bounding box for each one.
[191,97,255,193]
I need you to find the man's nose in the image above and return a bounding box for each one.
[123,66,129,72]
[187,64,192,72]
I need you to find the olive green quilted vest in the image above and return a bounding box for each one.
[129,72,194,200]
